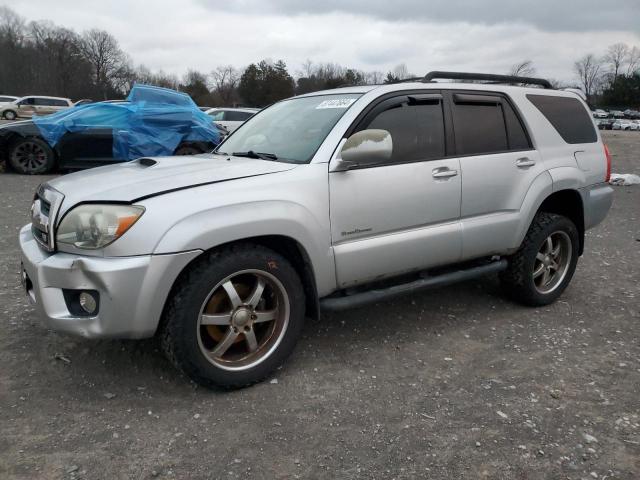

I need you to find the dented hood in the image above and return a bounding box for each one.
[48,154,297,212]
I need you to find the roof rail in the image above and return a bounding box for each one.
[422,71,553,89]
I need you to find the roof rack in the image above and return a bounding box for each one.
[422,71,553,89]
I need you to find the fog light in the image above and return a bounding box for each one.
[79,291,97,314]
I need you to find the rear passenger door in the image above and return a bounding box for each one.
[446,91,544,260]
[329,92,462,287]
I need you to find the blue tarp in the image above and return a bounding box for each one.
[33,84,221,160]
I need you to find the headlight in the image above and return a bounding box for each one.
[56,204,145,249]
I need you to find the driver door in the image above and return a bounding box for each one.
[329,93,462,288]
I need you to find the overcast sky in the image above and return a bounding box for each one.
[7,0,640,82]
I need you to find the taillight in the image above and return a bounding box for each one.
[603,144,612,182]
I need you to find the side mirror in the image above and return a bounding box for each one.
[333,129,393,171]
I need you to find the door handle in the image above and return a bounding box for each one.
[432,167,458,179]
[516,157,536,168]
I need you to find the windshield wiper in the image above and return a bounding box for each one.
[232,150,278,161]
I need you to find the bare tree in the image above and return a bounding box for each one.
[509,60,536,77]
[364,71,385,85]
[392,63,412,80]
[0,5,25,45]
[627,46,640,75]
[80,29,126,98]
[604,43,629,83]
[209,65,239,105]
[574,54,603,101]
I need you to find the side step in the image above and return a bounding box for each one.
[320,259,508,311]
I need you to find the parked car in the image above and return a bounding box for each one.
[612,119,635,130]
[596,118,614,130]
[74,99,94,106]
[592,109,609,119]
[624,109,640,119]
[610,110,625,119]
[0,96,73,120]
[629,120,640,131]
[19,71,612,388]
[1,85,223,174]
[0,95,19,104]
[206,107,259,133]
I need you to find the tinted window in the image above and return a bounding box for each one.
[34,98,53,106]
[363,100,445,163]
[225,111,253,121]
[19,98,35,105]
[0,96,15,102]
[452,99,507,155]
[503,101,531,150]
[527,94,597,144]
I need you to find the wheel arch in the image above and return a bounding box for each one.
[536,189,585,255]
[160,235,320,329]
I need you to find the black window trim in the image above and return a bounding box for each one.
[445,89,534,158]
[341,89,452,170]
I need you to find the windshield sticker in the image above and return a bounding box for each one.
[315,98,357,109]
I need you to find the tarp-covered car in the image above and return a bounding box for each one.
[0,85,222,174]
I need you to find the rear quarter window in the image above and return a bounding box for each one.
[527,94,597,144]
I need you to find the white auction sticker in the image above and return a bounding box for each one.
[315,98,357,109]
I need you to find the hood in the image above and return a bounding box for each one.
[48,154,297,210]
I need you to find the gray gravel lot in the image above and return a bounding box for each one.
[0,131,639,479]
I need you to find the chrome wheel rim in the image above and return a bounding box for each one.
[533,231,572,294]
[12,141,47,171]
[197,269,289,371]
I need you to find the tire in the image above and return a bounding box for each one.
[500,212,579,307]
[3,110,17,120]
[160,243,306,389]
[8,137,56,174]
[174,144,203,156]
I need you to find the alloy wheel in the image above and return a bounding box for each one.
[532,231,572,294]
[11,141,48,172]
[197,269,290,371]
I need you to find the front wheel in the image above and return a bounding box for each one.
[3,110,17,120]
[8,137,56,174]
[160,244,305,389]
[500,212,579,306]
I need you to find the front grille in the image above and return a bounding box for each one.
[30,184,64,252]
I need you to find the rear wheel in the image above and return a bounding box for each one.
[3,110,17,120]
[160,244,305,389]
[500,212,579,306]
[8,137,56,174]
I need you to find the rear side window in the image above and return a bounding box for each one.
[451,94,532,155]
[225,111,253,121]
[527,94,597,144]
[363,98,445,163]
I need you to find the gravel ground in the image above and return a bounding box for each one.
[0,131,639,480]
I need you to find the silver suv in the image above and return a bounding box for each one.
[19,72,613,388]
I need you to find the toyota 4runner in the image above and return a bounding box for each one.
[19,71,613,388]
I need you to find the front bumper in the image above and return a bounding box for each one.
[19,224,201,339]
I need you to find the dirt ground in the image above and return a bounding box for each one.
[0,131,638,480]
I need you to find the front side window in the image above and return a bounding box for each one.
[217,93,362,164]
[362,98,445,163]
[208,110,225,121]
[18,98,35,106]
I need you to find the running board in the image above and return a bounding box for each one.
[320,259,508,311]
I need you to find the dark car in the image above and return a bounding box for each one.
[0,85,224,174]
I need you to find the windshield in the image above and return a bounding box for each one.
[216,93,362,163]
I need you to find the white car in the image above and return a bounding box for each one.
[612,119,635,130]
[0,95,73,120]
[205,107,259,133]
[629,120,640,131]
[592,109,608,119]
[0,95,19,104]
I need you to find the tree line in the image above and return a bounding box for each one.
[1,6,638,108]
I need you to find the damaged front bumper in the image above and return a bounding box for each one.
[19,224,200,339]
